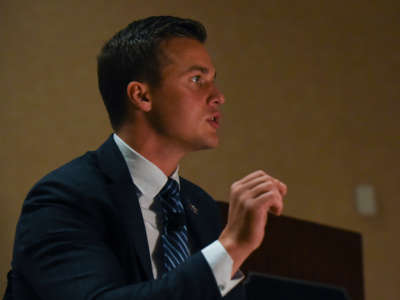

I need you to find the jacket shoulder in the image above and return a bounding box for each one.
[21,150,111,222]
[37,150,103,188]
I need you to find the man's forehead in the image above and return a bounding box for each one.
[160,37,214,71]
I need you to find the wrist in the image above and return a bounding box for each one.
[218,232,250,276]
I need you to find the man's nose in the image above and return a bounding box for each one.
[209,85,225,106]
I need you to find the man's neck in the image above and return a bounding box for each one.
[116,125,186,177]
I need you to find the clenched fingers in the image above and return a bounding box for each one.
[256,189,284,216]
[235,170,287,197]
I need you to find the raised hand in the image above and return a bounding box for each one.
[218,170,287,275]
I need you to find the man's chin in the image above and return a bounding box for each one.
[185,142,217,154]
[197,138,220,151]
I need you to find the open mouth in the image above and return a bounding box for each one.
[207,114,220,129]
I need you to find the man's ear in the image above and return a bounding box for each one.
[126,81,152,112]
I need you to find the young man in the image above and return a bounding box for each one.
[5,16,286,300]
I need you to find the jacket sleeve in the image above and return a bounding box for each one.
[13,179,224,300]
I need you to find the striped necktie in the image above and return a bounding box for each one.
[158,178,190,273]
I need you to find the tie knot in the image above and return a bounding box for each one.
[159,178,179,198]
[158,178,183,214]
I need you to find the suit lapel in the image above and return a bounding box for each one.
[95,135,219,277]
[180,181,219,253]
[96,135,153,280]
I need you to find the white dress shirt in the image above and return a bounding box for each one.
[113,133,243,296]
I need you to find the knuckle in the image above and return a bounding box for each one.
[230,182,241,194]
[269,191,277,201]
[256,170,266,176]
[265,181,274,188]
[238,191,250,203]
[257,182,271,193]
[231,181,239,189]
[258,191,272,204]
[273,190,281,201]
[242,198,253,210]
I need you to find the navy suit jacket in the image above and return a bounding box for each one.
[4,135,245,300]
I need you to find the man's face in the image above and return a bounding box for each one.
[147,37,225,153]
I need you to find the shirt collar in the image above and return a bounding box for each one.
[113,133,180,201]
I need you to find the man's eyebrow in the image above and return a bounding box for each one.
[184,65,217,79]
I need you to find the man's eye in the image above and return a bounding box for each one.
[191,75,201,83]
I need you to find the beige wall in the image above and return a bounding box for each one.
[1,1,399,299]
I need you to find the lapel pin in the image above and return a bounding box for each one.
[190,204,199,215]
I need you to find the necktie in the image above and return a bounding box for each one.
[158,178,190,273]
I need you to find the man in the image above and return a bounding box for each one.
[4,16,286,300]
